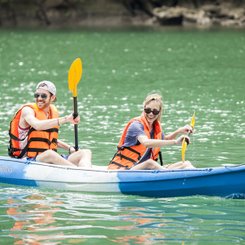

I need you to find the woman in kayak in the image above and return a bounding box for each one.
[108,93,194,170]
[9,80,92,167]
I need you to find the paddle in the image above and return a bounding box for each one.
[68,57,83,151]
[181,112,195,162]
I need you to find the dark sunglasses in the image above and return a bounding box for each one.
[144,107,160,115]
[34,93,48,99]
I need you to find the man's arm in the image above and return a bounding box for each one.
[57,139,74,151]
[21,106,59,130]
[21,106,79,131]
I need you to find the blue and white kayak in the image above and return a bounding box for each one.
[0,156,244,198]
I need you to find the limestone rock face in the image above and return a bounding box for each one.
[153,3,245,27]
[0,0,244,28]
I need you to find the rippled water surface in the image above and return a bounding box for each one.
[1,187,244,245]
[0,28,244,244]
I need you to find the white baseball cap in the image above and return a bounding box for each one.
[36,80,56,96]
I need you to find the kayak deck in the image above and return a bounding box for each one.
[0,156,244,198]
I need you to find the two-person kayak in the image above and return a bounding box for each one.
[0,156,244,198]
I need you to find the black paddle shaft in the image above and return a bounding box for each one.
[73,96,79,151]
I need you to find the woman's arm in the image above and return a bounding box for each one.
[165,125,193,140]
[138,135,176,147]
[137,134,189,148]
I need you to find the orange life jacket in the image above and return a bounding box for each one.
[108,115,163,170]
[8,103,59,158]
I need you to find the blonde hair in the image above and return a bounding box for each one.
[143,93,163,122]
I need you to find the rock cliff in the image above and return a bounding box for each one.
[0,0,244,28]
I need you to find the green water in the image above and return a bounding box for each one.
[0,28,244,244]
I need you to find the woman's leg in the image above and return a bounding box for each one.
[165,160,195,169]
[130,159,195,170]
[130,159,164,170]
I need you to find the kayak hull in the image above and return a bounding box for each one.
[0,156,245,198]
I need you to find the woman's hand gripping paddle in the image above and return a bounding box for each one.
[68,58,82,151]
[181,112,195,162]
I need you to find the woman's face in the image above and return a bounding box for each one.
[143,100,161,124]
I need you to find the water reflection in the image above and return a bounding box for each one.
[1,187,244,244]
[5,192,60,244]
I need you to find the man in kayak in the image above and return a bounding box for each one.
[108,92,194,170]
[8,80,92,167]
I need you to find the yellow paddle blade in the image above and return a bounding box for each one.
[181,112,195,162]
[181,139,187,162]
[190,112,196,129]
[68,58,82,97]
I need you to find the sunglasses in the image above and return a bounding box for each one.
[144,107,160,115]
[34,93,48,99]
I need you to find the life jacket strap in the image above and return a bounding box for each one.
[9,137,58,159]
[44,128,59,133]
[116,152,136,163]
[118,146,141,159]
[9,133,27,141]
[109,161,131,170]
[118,146,141,157]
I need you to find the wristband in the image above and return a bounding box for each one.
[69,146,73,154]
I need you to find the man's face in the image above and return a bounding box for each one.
[34,88,52,110]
